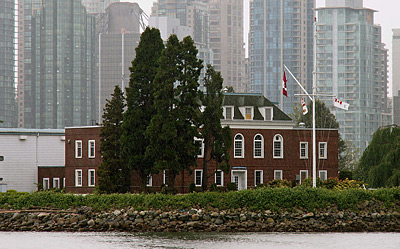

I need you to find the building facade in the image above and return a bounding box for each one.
[316,0,390,152]
[81,0,120,14]
[0,128,65,192]
[18,0,96,129]
[0,0,17,128]
[249,0,315,113]
[392,29,400,125]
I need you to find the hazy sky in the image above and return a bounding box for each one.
[130,0,399,92]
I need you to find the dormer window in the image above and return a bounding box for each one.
[244,107,253,120]
[224,106,234,120]
[264,107,273,121]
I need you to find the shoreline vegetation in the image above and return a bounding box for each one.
[1,187,400,232]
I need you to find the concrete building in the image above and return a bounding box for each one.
[81,0,120,14]
[392,29,400,125]
[18,0,96,129]
[249,0,315,114]
[0,0,17,128]
[149,16,193,41]
[316,0,390,152]
[0,129,65,192]
[96,2,141,120]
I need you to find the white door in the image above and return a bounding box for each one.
[232,171,247,190]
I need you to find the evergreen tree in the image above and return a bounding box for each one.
[121,27,164,191]
[97,85,128,193]
[200,65,232,191]
[146,35,203,192]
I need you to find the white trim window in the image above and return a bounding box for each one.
[194,138,204,158]
[255,170,263,186]
[300,142,308,159]
[319,170,328,181]
[53,178,60,189]
[224,106,234,120]
[88,140,95,158]
[215,170,224,186]
[195,169,203,187]
[43,178,50,190]
[274,170,283,180]
[319,142,328,159]
[88,169,95,187]
[146,175,152,187]
[163,170,168,186]
[244,106,254,120]
[264,107,273,121]
[75,140,82,158]
[63,178,65,188]
[254,134,264,158]
[273,134,283,158]
[75,169,82,187]
[234,134,244,158]
[300,170,309,184]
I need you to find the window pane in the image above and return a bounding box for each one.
[195,171,202,186]
[274,141,281,157]
[226,107,232,119]
[215,171,222,186]
[245,107,252,120]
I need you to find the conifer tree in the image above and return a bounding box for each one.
[200,65,232,191]
[146,35,203,192]
[121,27,164,191]
[98,85,128,193]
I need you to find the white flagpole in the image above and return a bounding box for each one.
[312,17,317,188]
[280,0,284,110]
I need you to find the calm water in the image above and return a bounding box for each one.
[0,232,400,249]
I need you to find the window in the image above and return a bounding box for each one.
[215,170,223,186]
[88,169,95,187]
[319,142,327,159]
[53,178,60,189]
[255,170,263,186]
[195,138,204,158]
[195,170,203,186]
[146,175,152,187]
[88,140,95,158]
[43,178,50,190]
[63,178,65,188]
[319,170,328,181]
[224,106,234,119]
[273,135,283,158]
[234,134,244,158]
[75,140,82,158]
[274,170,283,180]
[245,107,253,120]
[254,134,264,158]
[300,170,308,184]
[163,170,168,186]
[300,142,308,159]
[75,169,82,187]
[264,107,273,121]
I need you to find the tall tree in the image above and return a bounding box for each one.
[121,27,164,192]
[98,85,128,193]
[146,35,203,192]
[200,65,232,191]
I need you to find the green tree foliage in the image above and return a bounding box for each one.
[97,85,129,193]
[146,35,203,192]
[200,65,233,191]
[356,125,400,188]
[121,27,164,192]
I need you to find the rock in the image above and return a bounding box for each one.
[134,218,144,223]
[211,212,219,218]
[113,210,121,216]
[192,214,200,221]
[267,218,275,224]
[178,215,189,222]
[149,219,159,227]
[11,213,22,220]
[88,219,95,227]
[215,218,224,225]
[139,211,146,216]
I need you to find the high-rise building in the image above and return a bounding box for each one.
[96,2,141,119]
[392,29,400,125]
[316,0,390,152]
[81,0,120,14]
[208,0,246,93]
[18,0,96,129]
[249,0,315,114]
[0,0,17,128]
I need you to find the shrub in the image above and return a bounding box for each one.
[339,170,353,180]
[323,178,339,189]
[256,183,266,189]
[334,178,367,190]
[189,183,196,193]
[227,182,237,191]
[267,179,291,188]
[301,178,324,188]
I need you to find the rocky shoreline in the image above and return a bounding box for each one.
[1,205,400,232]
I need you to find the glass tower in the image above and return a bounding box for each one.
[316,0,389,152]
[249,0,315,114]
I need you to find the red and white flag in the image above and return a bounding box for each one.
[301,98,308,115]
[282,71,288,97]
[334,98,349,110]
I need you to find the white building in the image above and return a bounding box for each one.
[149,16,193,41]
[0,129,65,192]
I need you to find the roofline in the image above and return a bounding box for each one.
[65,126,101,129]
[315,7,377,12]
[0,128,65,136]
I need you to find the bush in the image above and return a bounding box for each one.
[256,183,266,189]
[227,182,237,191]
[189,183,196,193]
[323,178,339,189]
[267,179,291,188]
[301,178,324,188]
[339,170,353,180]
[334,178,367,190]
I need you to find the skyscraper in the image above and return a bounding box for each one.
[249,0,314,114]
[81,0,120,14]
[0,0,17,127]
[392,29,400,125]
[19,0,96,129]
[316,0,390,152]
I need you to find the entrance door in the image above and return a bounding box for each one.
[231,171,247,190]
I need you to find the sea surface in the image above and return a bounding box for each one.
[0,232,399,249]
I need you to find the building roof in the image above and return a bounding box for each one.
[0,128,65,136]
[222,93,292,121]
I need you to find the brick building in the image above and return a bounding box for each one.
[62,93,338,193]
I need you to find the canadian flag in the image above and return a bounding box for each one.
[282,71,288,97]
[301,98,308,115]
[334,98,350,110]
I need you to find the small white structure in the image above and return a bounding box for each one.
[0,129,65,192]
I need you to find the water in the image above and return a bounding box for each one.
[0,232,400,249]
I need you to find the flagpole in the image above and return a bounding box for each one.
[280,0,284,110]
[312,17,317,188]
